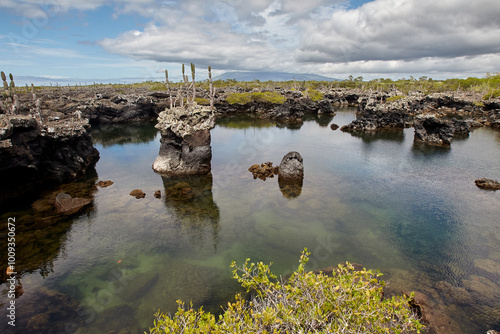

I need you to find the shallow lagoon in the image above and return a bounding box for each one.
[1,107,499,333]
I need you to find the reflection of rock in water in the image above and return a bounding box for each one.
[346,128,405,143]
[278,177,303,198]
[0,286,81,334]
[91,121,158,147]
[161,174,220,246]
[0,176,97,284]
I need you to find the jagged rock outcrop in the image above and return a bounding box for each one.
[268,99,335,123]
[413,116,470,146]
[215,95,334,124]
[80,94,160,123]
[341,109,412,132]
[341,96,415,133]
[413,116,455,146]
[0,114,99,198]
[153,103,215,176]
[451,118,471,136]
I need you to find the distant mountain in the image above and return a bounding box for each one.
[212,71,340,82]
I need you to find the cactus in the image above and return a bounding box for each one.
[165,69,172,109]
[180,64,185,107]
[1,71,8,92]
[191,63,196,104]
[1,71,18,114]
[208,65,214,109]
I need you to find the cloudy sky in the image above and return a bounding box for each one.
[1,0,499,84]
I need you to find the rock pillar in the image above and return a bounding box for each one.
[153,103,215,176]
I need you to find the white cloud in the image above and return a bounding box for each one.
[296,0,500,64]
[2,0,499,78]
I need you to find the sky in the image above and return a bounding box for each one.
[0,0,499,85]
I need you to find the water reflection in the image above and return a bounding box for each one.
[92,121,158,146]
[161,174,220,248]
[349,128,405,144]
[278,177,303,199]
[0,175,98,284]
[0,175,98,334]
[412,140,451,157]
[302,113,335,127]
[276,121,303,130]
[216,115,276,129]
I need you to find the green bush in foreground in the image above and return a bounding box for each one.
[149,249,423,334]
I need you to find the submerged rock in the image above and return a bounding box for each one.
[407,291,462,334]
[96,180,113,188]
[475,178,500,191]
[54,192,92,215]
[2,286,82,334]
[129,189,146,199]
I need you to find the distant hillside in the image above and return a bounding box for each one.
[213,71,340,82]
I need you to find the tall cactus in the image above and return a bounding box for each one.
[165,69,172,109]
[1,71,18,114]
[9,73,16,96]
[208,65,214,109]
[180,64,185,107]
[1,71,9,97]
[191,63,196,104]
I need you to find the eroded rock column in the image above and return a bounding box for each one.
[153,103,216,176]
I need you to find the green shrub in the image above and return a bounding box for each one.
[149,249,423,334]
[306,88,324,101]
[482,89,500,100]
[226,92,253,104]
[195,98,210,105]
[386,95,406,102]
[226,92,285,105]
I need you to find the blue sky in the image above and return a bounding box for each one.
[1,0,499,85]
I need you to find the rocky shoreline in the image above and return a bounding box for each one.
[1,84,499,198]
[4,85,499,126]
[0,113,99,202]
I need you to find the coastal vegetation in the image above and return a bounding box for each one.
[305,88,324,102]
[226,91,286,105]
[6,72,499,106]
[149,249,423,334]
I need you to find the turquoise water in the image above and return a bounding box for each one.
[1,108,499,333]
